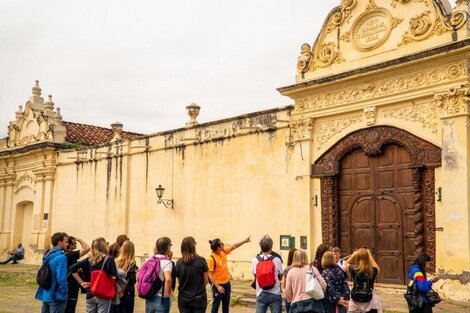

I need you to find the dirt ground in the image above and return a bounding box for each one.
[1,264,469,313]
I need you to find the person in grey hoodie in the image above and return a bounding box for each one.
[36,232,69,313]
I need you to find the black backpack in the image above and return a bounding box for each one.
[37,262,52,289]
[351,271,373,303]
[37,250,57,290]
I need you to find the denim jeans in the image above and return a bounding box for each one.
[211,282,231,313]
[145,295,170,313]
[86,297,113,313]
[41,300,67,313]
[256,291,282,313]
[1,254,23,264]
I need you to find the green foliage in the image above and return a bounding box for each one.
[58,140,83,150]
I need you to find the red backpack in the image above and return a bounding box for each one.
[255,255,276,290]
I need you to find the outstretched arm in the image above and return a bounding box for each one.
[230,236,251,251]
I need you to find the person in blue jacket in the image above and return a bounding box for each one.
[36,232,69,313]
[407,253,440,313]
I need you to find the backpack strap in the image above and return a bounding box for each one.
[210,255,217,271]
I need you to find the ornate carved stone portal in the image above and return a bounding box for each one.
[312,126,441,283]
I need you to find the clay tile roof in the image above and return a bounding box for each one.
[62,121,145,146]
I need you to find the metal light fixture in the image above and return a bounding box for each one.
[313,195,318,207]
[435,187,442,202]
[155,185,174,209]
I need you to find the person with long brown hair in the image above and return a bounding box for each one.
[344,248,382,313]
[175,237,208,313]
[114,240,138,313]
[70,237,118,313]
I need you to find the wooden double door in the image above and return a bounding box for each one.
[338,144,417,284]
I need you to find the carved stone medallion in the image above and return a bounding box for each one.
[351,8,393,51]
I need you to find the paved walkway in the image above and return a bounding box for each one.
[375,285,470,313]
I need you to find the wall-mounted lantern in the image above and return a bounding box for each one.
[313,195,318,207]
[435,187,442,202]
[155,185,174,209]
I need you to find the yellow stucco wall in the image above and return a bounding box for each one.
[1,0,470,303]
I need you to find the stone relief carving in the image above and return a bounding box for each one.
[382,101,438,133]
[320,176,338,248]
[364,106,377,126]
[315,115,363,151]
[349,5,402,51]
[423,168,437,271]
[313,126,442,177]
[14,172,35,191]
[287,118,313,148]
[435,87,470,118]
[297,44,313,76]
[3,82,66,150]
[326,0,358,34]
[412,168,425,256]
[294,63,465,112]
[400,1,468,46]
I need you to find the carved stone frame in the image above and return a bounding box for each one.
[312,126,441,269]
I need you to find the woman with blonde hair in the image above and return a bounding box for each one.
[321,251,350,313]
[175,236,209,313]
[70,237,118,313]
[114,240,138,313]
[344,248,382,313]
[285,249,326,313]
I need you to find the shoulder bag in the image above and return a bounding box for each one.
[305,266,324,300]
[91,256,116,299]
[403,281,423,311]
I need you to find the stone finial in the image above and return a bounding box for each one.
[44,95,55,111]
[185,103,201,128]
[111,121,123,142]
[32,80,42,96]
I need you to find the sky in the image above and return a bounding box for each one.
[0,0,459,138]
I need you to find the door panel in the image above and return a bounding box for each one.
[339,145,411,284]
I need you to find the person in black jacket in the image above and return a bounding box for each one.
[65,236,90,313]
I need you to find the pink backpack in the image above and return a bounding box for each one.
[137,256,167,299]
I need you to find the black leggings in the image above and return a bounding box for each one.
[410,303,433,313]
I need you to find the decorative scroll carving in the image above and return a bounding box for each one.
[423,168,437,271]
[435,87,470,118]
[364,106,376,126]
[412,168,425,255]
[312,43,345,71]
[400,2,468,46]
[295,63,466,112]
[321,176,338,248]
[326,0,357,34]
[315,115,363,151]
[313,126,442,177]
[297,44,313,76]
[14,172,35,191]
[382,101,438,133]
